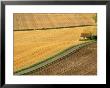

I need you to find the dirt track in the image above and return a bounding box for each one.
[25,42,97,75]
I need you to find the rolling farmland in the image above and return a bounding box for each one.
[14,13,97,75]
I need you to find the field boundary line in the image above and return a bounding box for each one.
[14,25,96,31]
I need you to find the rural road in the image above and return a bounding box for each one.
[25,42,97,75]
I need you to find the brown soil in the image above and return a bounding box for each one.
[25,42,97,75]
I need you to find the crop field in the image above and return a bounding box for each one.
[14,13,96,30]
[14,13,97,74]
[14,26,96,73]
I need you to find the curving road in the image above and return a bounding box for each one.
[24,42,97,75]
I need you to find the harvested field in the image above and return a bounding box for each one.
[14,13,96,30]
[24,42,97,75]
[14,26,95,71]
[14,26,96,73]
[14,13,97,74]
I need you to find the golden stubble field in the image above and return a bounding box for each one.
[14,13,96,30]
[14,26,96,72]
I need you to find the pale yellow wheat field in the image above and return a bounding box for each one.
[14,13,96,30]
[14,26,96,72]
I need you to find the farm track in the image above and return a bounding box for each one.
[24,42,97,75]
